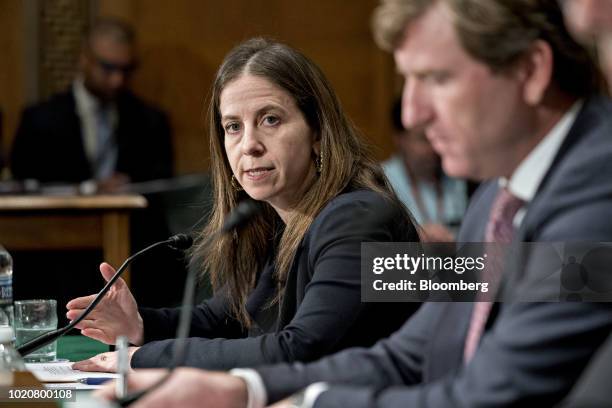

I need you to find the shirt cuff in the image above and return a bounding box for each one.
[230,368,267,408]
[300,382,330,408]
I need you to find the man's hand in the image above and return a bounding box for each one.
[97,172,130,193]
[94,368,249,408]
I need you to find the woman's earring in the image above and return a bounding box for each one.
[315,151,323,175]
[231,175,243,191]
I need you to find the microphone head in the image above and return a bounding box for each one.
[222,199,262,232]
[167,233,194,250]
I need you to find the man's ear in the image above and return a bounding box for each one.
[518,39,554,106]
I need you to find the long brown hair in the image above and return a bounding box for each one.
[193,38,407,325]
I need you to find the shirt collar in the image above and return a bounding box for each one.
[499,100,583,203]
[73,76,100,113]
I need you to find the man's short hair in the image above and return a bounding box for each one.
[84,16,135,47]
[372,0,602,97]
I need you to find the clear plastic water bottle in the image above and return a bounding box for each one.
[0,245,14,329]
[0,326,25,385]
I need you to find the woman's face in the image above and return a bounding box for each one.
[220,74,319,218]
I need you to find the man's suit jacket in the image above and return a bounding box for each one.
[561,331,612,407]
[255,96,612,407]
[10,89,173,183]
[130,189,421,370]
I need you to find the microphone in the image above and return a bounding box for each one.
[167,233,194,250]
[221,199,261,232]
[16,233,194,357]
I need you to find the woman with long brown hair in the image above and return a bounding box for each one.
[66,38,420,371]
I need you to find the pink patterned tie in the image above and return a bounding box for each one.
[463,187,524,363]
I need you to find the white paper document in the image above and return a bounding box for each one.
[26,361,119,383]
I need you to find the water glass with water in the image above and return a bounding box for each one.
[14,299,58,362]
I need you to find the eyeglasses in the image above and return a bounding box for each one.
[91,55,138,75]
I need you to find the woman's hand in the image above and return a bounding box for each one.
[66,262,144,345]
[72,347,140,373]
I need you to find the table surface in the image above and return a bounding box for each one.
[0,195,147,210]
[0,194,147,288]
[4,336,111,408]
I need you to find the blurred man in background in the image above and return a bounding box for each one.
[10,17,172,191]
[382,98,467,241]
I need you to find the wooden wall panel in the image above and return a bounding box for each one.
[0,0,26,175]
[1,0,398,176]
[100,0,397,174]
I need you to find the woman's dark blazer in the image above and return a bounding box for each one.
[131,189,420,369]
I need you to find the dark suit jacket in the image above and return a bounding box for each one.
[561,331,612,407]
[10,89,173,182]
[131,189,421,369]
[256,96,612,407]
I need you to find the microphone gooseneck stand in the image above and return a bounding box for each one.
[17,234,193,357]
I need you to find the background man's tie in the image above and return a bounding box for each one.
[94,107,116,180]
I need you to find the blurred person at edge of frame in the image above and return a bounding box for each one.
[562,0,612,91]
